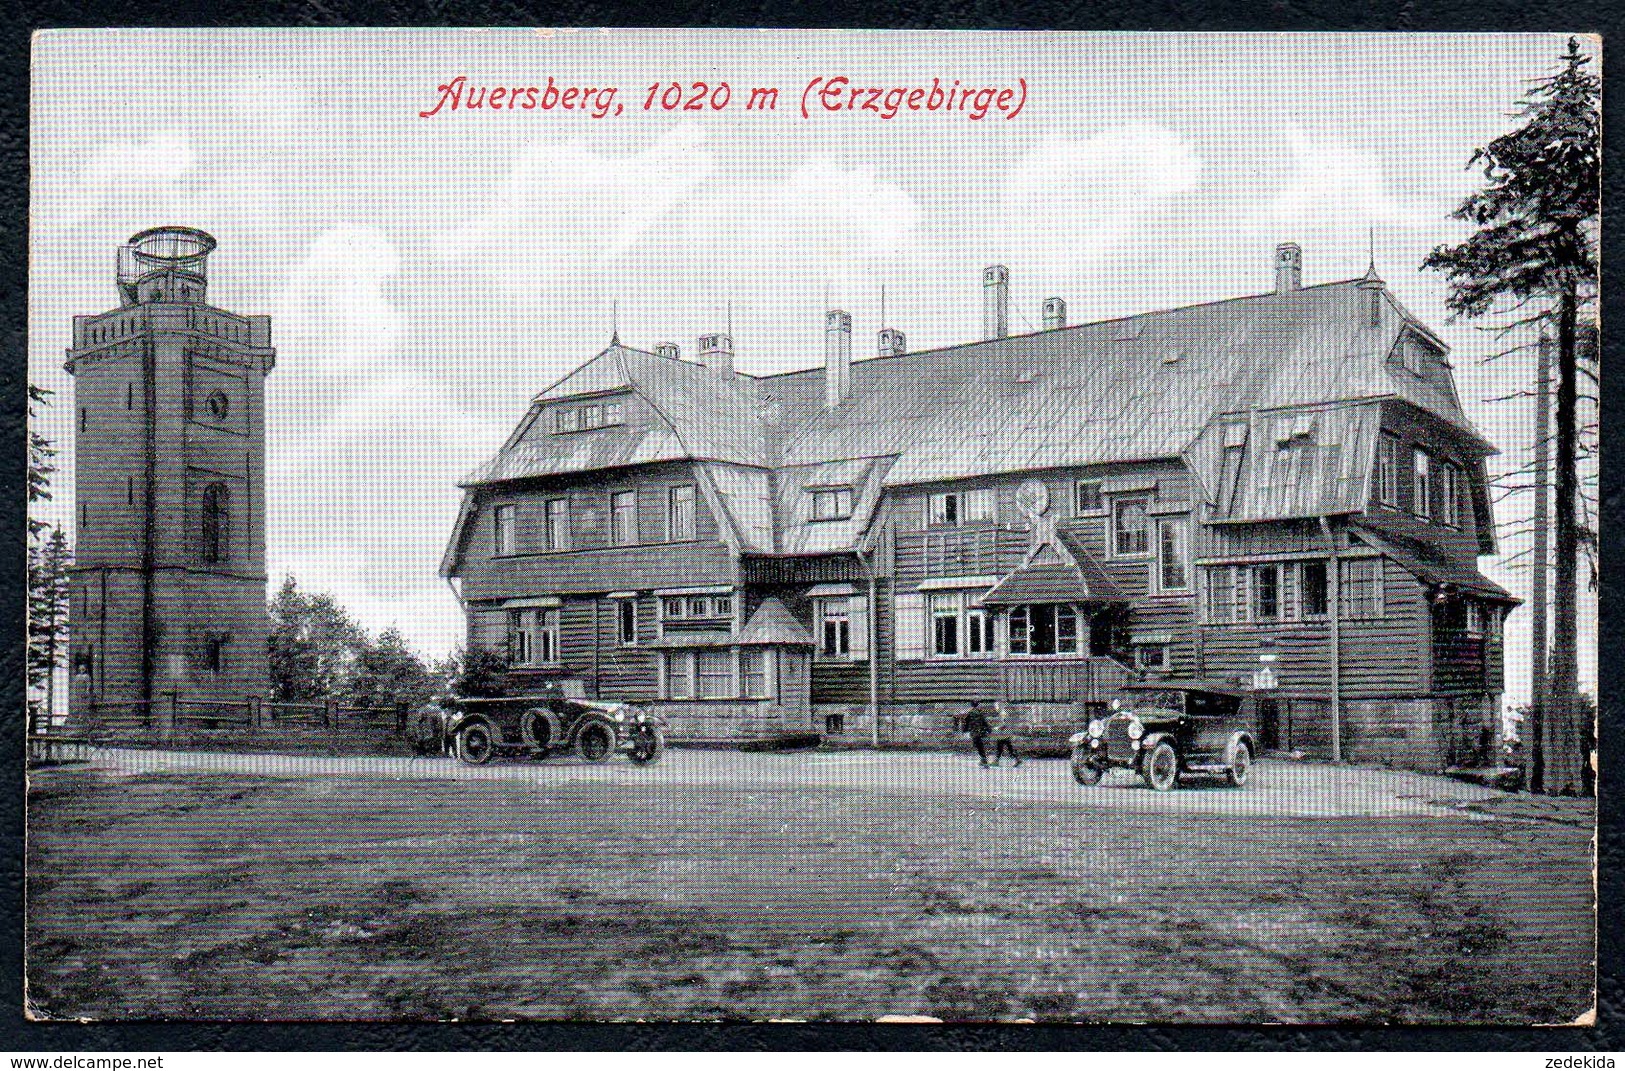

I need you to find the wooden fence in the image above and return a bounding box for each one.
[64,692,410,742]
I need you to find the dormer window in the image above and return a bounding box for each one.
[553,399,624,433]
[927,488,994,527]
[809,487,854,521]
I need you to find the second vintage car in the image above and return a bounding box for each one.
[1069,679,1259,791]
[418,692,669,766]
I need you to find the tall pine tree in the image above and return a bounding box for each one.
[1423,37,1598,795]
[27,385,56,541]
[27,526,73,730]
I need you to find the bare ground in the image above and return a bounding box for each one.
[24,753,1594,1024]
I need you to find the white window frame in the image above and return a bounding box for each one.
[508,607,560,666]
[926,488,994,528]
[1413,449,1432,520]
[1112,497,1152,558]
[611,490,639,546]
[1134,644,1169,671]
[493,504,516,556]
[1340,558,1385,620]
[668,484,697,541]
[544,497,572,552]
[815,597,851,658]
[1155,517,1190,592]
[661,648,776,700]
[1439,461,1462,528]
[1251,563,1282,622]
[1376,433,1401,507]
[1007,603,1084,657]
[809,487,855,521]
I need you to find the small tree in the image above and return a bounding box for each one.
[1423,37,1598,796]
[266,577,370,703]
[27,526,74,727]
[346,627,439,710]
[447,646,510,699]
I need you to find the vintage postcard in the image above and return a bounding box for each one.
[24,29,1598,1023]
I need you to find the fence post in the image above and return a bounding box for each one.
[160,690,178,744]
[248,695,263,732]
[322,699,334,730]
[395,703,408,734]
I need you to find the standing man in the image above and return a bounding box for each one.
[962,700,993,767]
[989,701,1023,767]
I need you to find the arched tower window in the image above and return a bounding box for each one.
[201,483,231,563]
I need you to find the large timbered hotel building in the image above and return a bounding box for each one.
[442,245,1515,770]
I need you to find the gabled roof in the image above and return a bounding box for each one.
[1349,517,1516,602]
[446,273,1498,571]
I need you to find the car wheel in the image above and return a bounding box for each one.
[1227,742,1253,787]
[1143,740,1179,792]
[454,722,496,766]
[1070,745,1104,786]
[628,725,666,766]
[575,720,616,764]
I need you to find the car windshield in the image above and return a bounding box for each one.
[1120,690,1184,716]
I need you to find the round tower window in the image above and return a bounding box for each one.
[206,390,230,420]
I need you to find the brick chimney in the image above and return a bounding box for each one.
[698,333,733,377]
[877,327,907,358]
[1274,243,1302,294]
[983,265,1009,340]
[654,341,681,360]
[825,310,852,409]
[1041,297,1067,331]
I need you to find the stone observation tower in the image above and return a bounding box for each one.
[64,228,276,715]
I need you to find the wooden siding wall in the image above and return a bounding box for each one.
[1372,402,1488,560]
[1196,558,1430,698]
[456,461,737,599]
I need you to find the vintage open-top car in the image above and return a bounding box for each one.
[1069,679,1258,791]
[415,691,668,766]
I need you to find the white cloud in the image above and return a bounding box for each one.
[1269,127,1403,230]
[277,226,402,376]
[1001,125,1204,274]
[432,126,717,291]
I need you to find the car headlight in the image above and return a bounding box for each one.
[1127,717,1145,740]
[613,711,626,722]
[1087,719,1104,739]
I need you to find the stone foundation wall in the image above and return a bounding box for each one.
[815,702,1091,756]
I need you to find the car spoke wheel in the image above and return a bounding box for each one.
[1143,740,1179,792]
[1070,746,1104,786]
[454,723,495,766]
[629,726,666,766]
[1227,742,1253,787]
[576,721,616,764]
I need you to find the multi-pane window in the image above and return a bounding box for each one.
[508,607,560,666]
[1205,561,1336,623]
[1340,559,1383,619]
[1376,434,1401,507]
[1073,480,1104,514]
[1300,561,1330,618]
[696,650,735,699]
[1156,518,1190,591]
[1412,449,1432,519]
[205,636,227,674]
[493,504,516,555]
[544,497,572,551]
[817,598,851,657]
[810,487,854,520]
[1439,461,1462,528]
[668,485,697,540]
[924,591,989,658]
[663,648,775,700]
[554,401,623,433]
[610,490,639,546]
[927,488,994,527]
[1008,604,1082,656]
[660,592,733,628]
[617,599,637,645]
[1113,498,1150,557]
[741,649,773,699]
